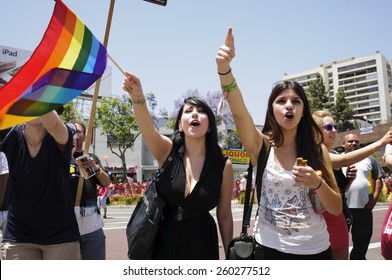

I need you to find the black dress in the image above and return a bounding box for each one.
[333,168,353,226]
[153,146,227,260]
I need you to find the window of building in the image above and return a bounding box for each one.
[338,59,376,72]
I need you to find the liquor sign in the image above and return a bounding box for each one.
[222,149,250,165]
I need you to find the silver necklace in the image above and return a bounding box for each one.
[22,124,45,153]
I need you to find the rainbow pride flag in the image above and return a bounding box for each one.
[0,0,107,129]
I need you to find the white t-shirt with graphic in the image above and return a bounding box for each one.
[253,148,330,255]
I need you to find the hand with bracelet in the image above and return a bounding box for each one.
[216,27,235,76]
[122,72,146,106]
[292,165,325,191]
[216,27,237,100]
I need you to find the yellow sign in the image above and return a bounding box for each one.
[223,149,250,165]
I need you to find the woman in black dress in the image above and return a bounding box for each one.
[123,73,233,259]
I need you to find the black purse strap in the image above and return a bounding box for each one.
[256,138,271,205]
[241,138,270,234]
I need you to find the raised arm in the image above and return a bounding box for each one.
[216,27,263,165]
[40,110,69,145]
[384,143,392,171]
[330,128,392,169]
[123,72,172,165]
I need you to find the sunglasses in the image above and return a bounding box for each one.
[322,124,338,131]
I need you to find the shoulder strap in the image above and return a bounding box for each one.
[241,138,270,234]
[256,138,271,204]
[241,162,254,234]
[155,146,176,180]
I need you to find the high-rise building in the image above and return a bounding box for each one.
[283,52,392,125]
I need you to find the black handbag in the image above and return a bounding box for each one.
[226,139,270,260]
[126,151,174,260]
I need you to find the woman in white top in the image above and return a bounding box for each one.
[216,28,342,259]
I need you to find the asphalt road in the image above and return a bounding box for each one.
[103,202,390,260]
[0,202,387,260]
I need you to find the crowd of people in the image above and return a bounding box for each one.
[0,26,391,260]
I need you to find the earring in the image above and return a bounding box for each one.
[179,126,183,132]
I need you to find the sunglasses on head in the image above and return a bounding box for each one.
[322,124,338,131]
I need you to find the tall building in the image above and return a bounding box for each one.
[283,52,392,125]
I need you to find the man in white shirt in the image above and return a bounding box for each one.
[342,133,384,260]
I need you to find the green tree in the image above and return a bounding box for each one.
[225,128,242,150]
[58,101,82,122]
[96,95,139,179]
[305,73,330,112]
[330,88,356,131]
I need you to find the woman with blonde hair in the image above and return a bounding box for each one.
[313,110,392,259]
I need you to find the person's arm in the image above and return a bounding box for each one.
[216,27,264,166]
[123,72,172,166]
[92,155,111,187]
[366,178,383,210]
[366,158,385,210]
[384,144,392,171]
[330,129,392,169]
[40,110,69,145]
[216,159,234,256]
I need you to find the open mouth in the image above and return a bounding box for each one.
[285,113,294,119]
[190,120,200,127]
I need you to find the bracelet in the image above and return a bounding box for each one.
[218,68,231,75]
[132,98,146,105]
[95,168,103,176]
[221,78,237,99]
[314,177,323,191]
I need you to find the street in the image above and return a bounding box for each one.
[103,202,391,260]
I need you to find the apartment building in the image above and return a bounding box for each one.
[283,52,392,125]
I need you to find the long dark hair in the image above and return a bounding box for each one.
[262,81,324,171]
[172,97,224,162]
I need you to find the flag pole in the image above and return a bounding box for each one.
[75,0,116,206]
[108,54,127,77]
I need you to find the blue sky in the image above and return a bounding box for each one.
[2,0,392,125]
